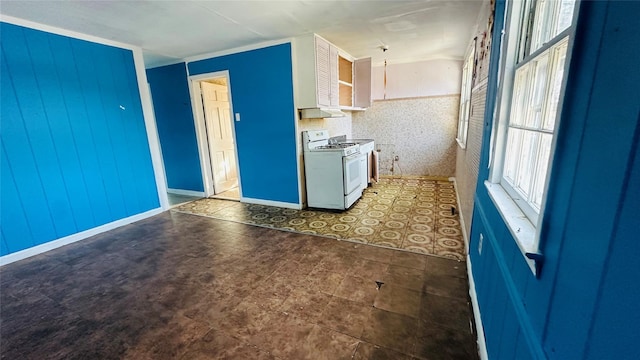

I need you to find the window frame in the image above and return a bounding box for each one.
[501,35,569,225]
[486,0,579,275]
[456,42,476,148]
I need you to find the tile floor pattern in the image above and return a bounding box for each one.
[174,176,466,261]
[0,212,479,360]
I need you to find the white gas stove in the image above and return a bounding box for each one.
[302,130,365,210]
[303,130,360,155]
[314,143,360,155]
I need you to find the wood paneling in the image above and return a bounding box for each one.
[0,22,159,255]
[468,2,640,360]
[147,63,203,192]
[188,43,300,204]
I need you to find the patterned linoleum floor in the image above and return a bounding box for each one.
[174,176,465,261]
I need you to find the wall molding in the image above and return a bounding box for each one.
[289,37,307,211]
[240,197,302,210]
[167,188,206,197]
[467,255,489,360]
[132,44,171,211]
[0,15,138,52]
[455,173,485,359]
[184,38,293,64]
[0,208,164,266]
[372,93,460,102]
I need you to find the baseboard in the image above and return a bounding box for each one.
[467,255,489,360]
[240,197,302,210]
[453,175,487,358]
[0,207,164,266]
[167,188,205,197]
[449,177,470,253]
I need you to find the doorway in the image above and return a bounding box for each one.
[190,72,241,201]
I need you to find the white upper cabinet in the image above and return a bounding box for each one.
[313,36,339,107]
[329,45,339,107]
[294,34,371,110]
[354,57,372,108]
[314,37,330,106]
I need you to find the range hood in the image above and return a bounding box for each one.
[299,108,347,119]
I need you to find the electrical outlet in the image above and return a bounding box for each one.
[478,233,484,255]
[394,155,399,162]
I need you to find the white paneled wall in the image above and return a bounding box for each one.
[455,81,487,237]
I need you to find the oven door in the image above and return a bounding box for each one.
[343,153,364,195]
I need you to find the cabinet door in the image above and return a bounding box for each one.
[329,45,339,107]
[354,57,372,108]
[315,37,331,107]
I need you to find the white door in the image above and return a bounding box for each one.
[200,81,238,194]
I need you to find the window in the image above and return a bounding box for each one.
[503,38,568,223]
[487,0,577,272]
[456,44,475,148]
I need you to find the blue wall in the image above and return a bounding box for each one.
[0,22,159,256]
[147,63,203,192]
[468,1,640,359]
[188,43,299,204]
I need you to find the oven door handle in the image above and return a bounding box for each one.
[343,153,363,162]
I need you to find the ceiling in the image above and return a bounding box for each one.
[0,0,487,69]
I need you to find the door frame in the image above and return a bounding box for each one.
[188,70,242,198]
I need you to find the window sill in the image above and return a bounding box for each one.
[484,181,539,275]
[456,138,467,149]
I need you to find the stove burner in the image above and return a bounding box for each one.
[316,143,357,150]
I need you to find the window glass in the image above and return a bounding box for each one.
[510,67,530,127]
[556,0,576,34]
[456,45,475,146]
[498,0,576,224]
[530,0,550,52]
[531,0,576,53]
[526,54,549,129]
[543,41,568,131]
[532,133,553,208]
[503,128,523,184]
[515,129,538,197]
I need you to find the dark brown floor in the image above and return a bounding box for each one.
[0,211,478,360]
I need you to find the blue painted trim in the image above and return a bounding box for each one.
[475,0,505,185]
